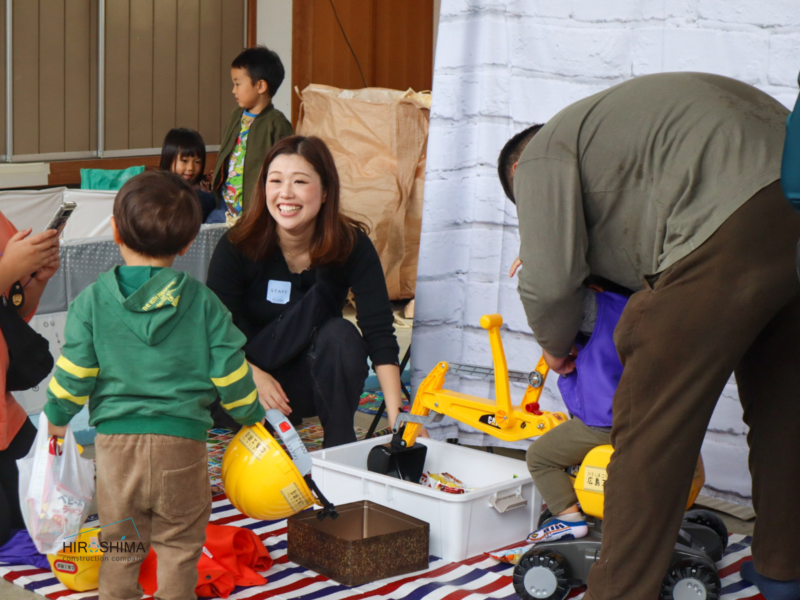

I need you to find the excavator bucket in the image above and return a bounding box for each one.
[367,428,428,482]
[367,362,446,482]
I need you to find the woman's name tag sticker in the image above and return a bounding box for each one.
[267,280,291,304]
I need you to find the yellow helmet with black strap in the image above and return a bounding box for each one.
[222,409,337,521]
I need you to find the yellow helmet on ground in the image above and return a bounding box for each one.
[222,409,337,521]
[46,527,103,592]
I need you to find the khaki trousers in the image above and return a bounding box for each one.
[526,418,611,515]
[585,181,800,599]
[95,434,211,600]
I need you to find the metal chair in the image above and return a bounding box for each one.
[363,346,411,439]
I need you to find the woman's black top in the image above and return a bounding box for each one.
[207,229,400,367]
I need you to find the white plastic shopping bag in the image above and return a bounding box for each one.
[16,412,95,554]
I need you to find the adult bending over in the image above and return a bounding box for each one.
[499,73,800,600]
[207,135,403,448]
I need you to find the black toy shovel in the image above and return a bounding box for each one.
[367,426,428,482]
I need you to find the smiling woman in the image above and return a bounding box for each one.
[206,136,404,448]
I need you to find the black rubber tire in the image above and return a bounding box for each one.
[684,509,729,552]
[661,559,721,600]
[537,508,554,529]
[513,547,571,600]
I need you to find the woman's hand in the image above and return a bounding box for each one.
[1,228,59,284]
[249,362,292,415]
[386,411,430,438]
[377,363,430,437]
[33,250,61,283]
[9,232,61,318]
[509,257,522,277]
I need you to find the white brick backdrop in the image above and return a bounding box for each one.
[414,0,800,506]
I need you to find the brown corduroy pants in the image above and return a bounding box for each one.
[95,434,211,600]
[584,181,800,599]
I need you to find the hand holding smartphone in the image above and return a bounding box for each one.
[45,200,77,235]
[20,200,74,281]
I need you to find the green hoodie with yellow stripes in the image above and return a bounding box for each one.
[44,266,264,441]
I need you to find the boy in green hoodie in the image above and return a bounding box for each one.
[44,171,265,600]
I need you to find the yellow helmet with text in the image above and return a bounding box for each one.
[222,409,337,521]
[46,527,103,592]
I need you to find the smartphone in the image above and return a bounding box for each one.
[44,200,77,235]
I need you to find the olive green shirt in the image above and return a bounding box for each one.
[514,72,788,357]
[212,103,293,213]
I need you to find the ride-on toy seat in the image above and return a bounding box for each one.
[371,314,727,600]
[518,442,726,600]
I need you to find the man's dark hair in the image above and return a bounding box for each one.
[231,46,285,97]
[114,171,201,258]
[497,124,544,203]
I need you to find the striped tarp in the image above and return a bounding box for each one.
[1,495,765,600]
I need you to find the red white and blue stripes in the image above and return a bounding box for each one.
[1,495,765,600]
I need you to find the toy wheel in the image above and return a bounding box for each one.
[661,559,720,600]
[513,547,571,600]
[537,508,554,529]
[684,510,728,551]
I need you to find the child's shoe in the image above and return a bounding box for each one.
[526,517,588,544]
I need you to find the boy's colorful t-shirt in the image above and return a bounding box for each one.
[223,110,257,216]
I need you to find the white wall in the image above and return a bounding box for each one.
[257,0,293,118]
[414,0,800,505]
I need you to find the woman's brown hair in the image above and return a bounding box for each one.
[229,135,368,265]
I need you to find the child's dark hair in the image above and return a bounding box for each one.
[159,128,206,186]
[114,171,201,258]
[231,46,285,98]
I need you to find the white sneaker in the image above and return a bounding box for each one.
[526,518,588,544]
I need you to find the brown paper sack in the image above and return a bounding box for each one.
[296,85,431,300]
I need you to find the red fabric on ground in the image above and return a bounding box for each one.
[138,523,273,598]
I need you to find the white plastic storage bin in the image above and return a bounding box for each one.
[310,435,541,562]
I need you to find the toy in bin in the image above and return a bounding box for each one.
[222,408,337,521]
[369,314,727,600]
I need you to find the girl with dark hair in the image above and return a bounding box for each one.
[207,135,404,448]
[159,128,217,222]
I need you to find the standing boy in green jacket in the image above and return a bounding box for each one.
[44,171,265,600]
[212,46,294,224]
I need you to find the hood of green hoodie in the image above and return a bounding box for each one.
[98,267,199,346]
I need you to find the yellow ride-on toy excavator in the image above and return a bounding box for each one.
[367,314,727,600]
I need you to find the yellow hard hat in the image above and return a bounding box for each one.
[222,409,337,521]
[46,527,103,592]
